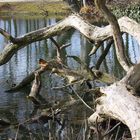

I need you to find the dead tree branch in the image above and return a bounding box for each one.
[0,14,140,70]
[95,39,113,69]
[28,71,41,105]
[87,1,140,139]
[7,58,116,92]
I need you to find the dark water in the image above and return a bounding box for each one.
[0,17,140,140]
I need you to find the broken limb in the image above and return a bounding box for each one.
[27,71,41,106]
[7,57,116,92]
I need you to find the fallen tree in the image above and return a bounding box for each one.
[1,0,140,139]
[0,14,140,66]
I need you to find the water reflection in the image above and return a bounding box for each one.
[0,17,140,139]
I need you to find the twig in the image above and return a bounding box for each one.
[109,134,114,140]
[103,122,121,137]
[52,80,85,90]
[60,43,71,49]
[27,126,33,140]
[69,86,94,112]
[14,124,20,140]
[121,131,126,140]
[50,37,62,62]
[105,117,111,134]
[89,41,102,56]
[0,28,15,42]
[115,126,120,140]
[95,117,103,140]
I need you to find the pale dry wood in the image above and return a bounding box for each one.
[0,14,140,69]
[88,82,140,140]
[88,0,140,139]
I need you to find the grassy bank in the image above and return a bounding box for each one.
[0,1,70,18]
[1,1,140,21]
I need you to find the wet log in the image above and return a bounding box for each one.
[88,80,140,140]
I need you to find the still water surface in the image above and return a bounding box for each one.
[0,17,140,139]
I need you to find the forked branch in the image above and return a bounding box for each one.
[0,14,140,70]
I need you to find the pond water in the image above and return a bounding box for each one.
[0,17,140,139]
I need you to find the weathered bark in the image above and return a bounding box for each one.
[87,0,140,139]
[88,81,140,139]
[0,14,140,68]
[95,0,131,71]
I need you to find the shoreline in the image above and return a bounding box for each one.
[0,1,140,20]
[0,0,62,2]
[0,1,70,18]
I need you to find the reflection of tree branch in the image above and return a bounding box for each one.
[50,37,71,63]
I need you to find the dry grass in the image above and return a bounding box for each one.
[0,1,70,18]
